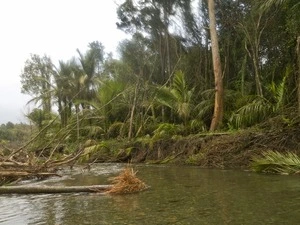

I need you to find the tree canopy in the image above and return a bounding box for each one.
[19,0,300,149]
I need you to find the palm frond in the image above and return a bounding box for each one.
[79,141,110,162]
[264,0,286,7]
[188,119,206,132]
[194,99,214,120]
[82,125,105,138]
[152,123,181,140]
[230,96,272,128]
[172,70,187,99]
[155,71,194,122]
[267,66,290,111]
[251,151,300,174]
[155,87,177,109]
[107,122,126,138]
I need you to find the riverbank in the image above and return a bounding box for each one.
[94,116,300,169]
[2,115,300,179]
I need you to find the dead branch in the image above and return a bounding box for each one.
[0,185,112,194]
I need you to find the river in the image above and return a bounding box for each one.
[0,164,300,224]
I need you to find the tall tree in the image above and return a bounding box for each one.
[117,0,189,83]
[20,54,55,114]
[261,0,300,114]
[118,33,154,82]
[76,41,104,107]
[239,3,271,97]
[156,70,194,125]
[54,59,80,127]
[207,0,224,131]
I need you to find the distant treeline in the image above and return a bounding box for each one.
[0,122,32,143]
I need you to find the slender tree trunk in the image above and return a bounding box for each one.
[297,36,300,116]
[57,96,64,127]
[208,0,224,131]
[76,105,80,140]
[128,83,138,140]
[252,52,263,97]
[242,12,267,97]
[159,33,166,83]
[166,31,171,79]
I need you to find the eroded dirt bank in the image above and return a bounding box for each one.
[120,118,300,169]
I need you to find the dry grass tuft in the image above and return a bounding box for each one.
[106,167,147,194]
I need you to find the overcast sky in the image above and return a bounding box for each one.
[0,0,128,124]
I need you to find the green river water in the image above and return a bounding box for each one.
[0,164,300,225]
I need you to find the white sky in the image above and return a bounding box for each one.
[0,0,128,124]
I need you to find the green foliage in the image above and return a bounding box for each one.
[95,79,128,120]
[17,0,300,151]
[230,71,289,129]
[26,108,55,130]
[194,89,215,126]
[152,123,182,140]
[185,153,205,165]
[230,96,273,128]
[251,151,300,174]
[0,122,32,145]
[261,0,300,11]
[187,119,206,133]
[155,71,194,124]
[118,33,154,82]
[79,141,110,162]
[267,66,290,111]
[82,125,105,139]
[20,54,55,113]
[107,122,126,138]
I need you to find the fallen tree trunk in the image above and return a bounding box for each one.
[0,184,113,194]
[0,171,59,177]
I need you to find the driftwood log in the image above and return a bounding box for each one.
[0,185,113,194]
[0,171,59,177]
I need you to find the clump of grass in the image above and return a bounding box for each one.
[106,167,148,194]
[251,150,300,175]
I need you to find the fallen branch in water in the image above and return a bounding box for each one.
[0,167,148,195]
[43,148,84,169]
[0,147,85,185]
[0,171,60,178]
[0,185,113,194]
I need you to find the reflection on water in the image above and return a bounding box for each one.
[1,164,300,225]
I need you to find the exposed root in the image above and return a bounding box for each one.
[106,167,147,194]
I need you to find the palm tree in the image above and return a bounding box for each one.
[76,41,104,108]
[96,79,128,131]
[155,71,194,126]
[54,59,80,127]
